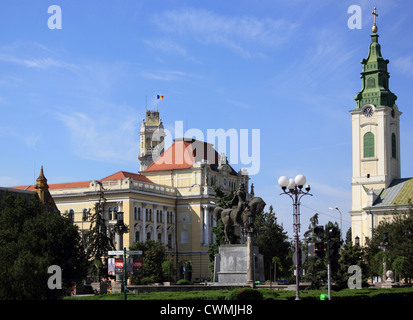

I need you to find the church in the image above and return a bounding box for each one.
[349,13,413,246]
[13,109,252,282]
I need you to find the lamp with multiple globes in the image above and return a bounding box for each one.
[278,174,312,300]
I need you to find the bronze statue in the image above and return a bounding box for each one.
[213,184,266,244]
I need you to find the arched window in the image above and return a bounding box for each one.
[392,133,397,159]
[114,206,118,220]
[363,132,375,158]
[82,208,89,221]
[68,209,75,222]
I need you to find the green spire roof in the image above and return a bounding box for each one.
[354,32,397,109]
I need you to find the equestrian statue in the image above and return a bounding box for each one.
[213,183,266,244]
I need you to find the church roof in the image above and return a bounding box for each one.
[371,178,413,208]
[142,138,237,175]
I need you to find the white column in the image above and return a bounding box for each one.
[163,206,168,246]
[153,205,157,241]
[203,205,210,246]
[200,205,204,246]
[142,204,146,241]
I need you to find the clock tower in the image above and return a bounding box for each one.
[139,109,166,171]
[349,10,402,243]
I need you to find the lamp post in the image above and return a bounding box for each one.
[278,174,312,300]
[379,232,390,283]
[113,211,129,300]
[329,207,343,242]
[245,208,255,288]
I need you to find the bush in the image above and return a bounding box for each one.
[176,279,190,285]
[225,288,263,300]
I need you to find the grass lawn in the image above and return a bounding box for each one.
[65,287,413,300]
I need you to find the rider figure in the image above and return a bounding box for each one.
[227,183,247,225]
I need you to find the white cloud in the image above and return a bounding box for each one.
[143,38,187,57]
[140,69,197,82]
[152,8,298,57]
[224,99,251,110]
[0,53,78,70]
[394,55,413,77]
[56,108,139,165]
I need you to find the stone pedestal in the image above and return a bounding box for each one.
[111,281,124,294]
[381,270,398,288]
[213,244,264,285]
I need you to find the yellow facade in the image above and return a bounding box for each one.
[47,133,250,282]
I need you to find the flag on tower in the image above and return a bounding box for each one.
[157,95,164,100]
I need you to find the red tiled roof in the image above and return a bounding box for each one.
[12,181,91,191]
[101,171,153,183]
[143,138,237,175]
[10,171,153,191]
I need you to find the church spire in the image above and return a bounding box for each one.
[354,7,397,109]
[35,165,49,203]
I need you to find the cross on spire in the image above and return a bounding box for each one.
[372,7,378,33]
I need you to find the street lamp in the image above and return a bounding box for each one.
[379,231,390,283]
[278,174,312,300]
[328,207,343,242]
[113,211,129,300]
[355,236,360,246]
[245,207,255,288]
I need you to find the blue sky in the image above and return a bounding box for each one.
[1,0,412,238]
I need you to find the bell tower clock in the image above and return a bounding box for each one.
[350,9,402,225]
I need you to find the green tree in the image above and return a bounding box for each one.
[302,213,327,289]
[0,193,87,299]
[129,240,167,284]
[365,203,413,282]
[85,201,115,281]
[208,187,234,280]
[254,205,291,280]
[335,241,368,289]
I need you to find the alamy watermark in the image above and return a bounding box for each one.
[347,265,362,289]
[150,121,261,175]
[47,265,62,290]
[48,5,62,29]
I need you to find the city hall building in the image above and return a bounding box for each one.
[14,110,251,282]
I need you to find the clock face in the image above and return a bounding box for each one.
[363,106,373,118]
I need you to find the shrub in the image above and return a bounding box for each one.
[225,288,263,300]
[176,279,190,285]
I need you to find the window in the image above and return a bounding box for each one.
[363,132,375,158]
[68,209,75,222]
[82,208,89,221]
[108,207,113,220]
[134,207,141,220]
[392,133,397,158]
[114,207,118,220]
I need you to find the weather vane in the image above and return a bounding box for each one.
[372,7,378,33]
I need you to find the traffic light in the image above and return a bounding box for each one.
[327,226,338,240]
[328,240,340,258]
[314,226,324,240]
[315,241,325,258]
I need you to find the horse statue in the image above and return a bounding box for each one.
[213,196,266,244]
